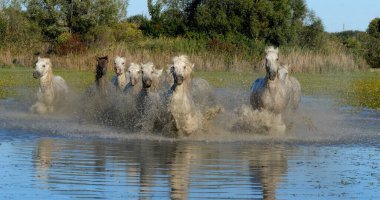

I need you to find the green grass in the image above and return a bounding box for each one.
[1,67,380,109]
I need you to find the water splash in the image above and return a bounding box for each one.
[0,87,379,144]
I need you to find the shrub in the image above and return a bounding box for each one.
[56,34,86,55]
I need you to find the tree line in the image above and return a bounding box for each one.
[0,0,379,68]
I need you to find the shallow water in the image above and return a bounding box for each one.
[0,97,380,199]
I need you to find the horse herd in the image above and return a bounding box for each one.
[30,46,301,137]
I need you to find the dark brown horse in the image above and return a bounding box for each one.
[96,56,110,95]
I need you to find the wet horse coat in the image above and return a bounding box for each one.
[30,57,68,114]
[249,46,301,133]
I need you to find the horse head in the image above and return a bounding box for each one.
[96,56,109,79]
[265,46,280,81]
[141,62,163,89]
[114,56,126,76]
[33,57,52,79]
[128,63,142,86]
[170,55,194,86]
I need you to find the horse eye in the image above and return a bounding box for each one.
[42,65,46,68]
[183,66,186,69]
[122,62,125,65]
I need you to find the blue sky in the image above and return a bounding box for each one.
[127,0,380,33]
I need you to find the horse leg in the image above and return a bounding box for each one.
[30,101,48,114]
[47,105,54,113]
[269,114,286,135]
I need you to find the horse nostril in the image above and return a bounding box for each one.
[33,71,40,79]
[175,75,184,84]
[143,79,152,88]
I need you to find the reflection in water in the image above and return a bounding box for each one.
[31,138,292,199]
[34,139,55,182]
[0,129,379,199]
[247,146,289,200]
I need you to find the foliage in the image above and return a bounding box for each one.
[26,0,129,41]
[365,37,380,68]
[297,10,326,50]
[365,18,380,68]
[367,18,380,39]
[0,6,41,46]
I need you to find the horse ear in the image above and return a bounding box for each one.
[170,65,174,73]
[96,57,100,61]
[37,56,41,61]
[275,47,279,54]
[191,64,195,70]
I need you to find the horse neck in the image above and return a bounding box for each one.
[96,74,108,91]
[265,77,280,89]
[171,78,191,99]
[117,72,127,87]
[40,69,53,92]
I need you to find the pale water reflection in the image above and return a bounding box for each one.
[1,129,380,199]
[1,96,380,199]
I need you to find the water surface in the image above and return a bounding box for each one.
[0,97,379,199]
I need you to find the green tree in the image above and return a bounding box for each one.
[26,0,128,40]
[367,18,380,39]
[366,18,380,68]
[298,10,325,50]
[0,2,41,46]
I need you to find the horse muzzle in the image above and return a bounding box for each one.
[143,79,152,88]
[33,71,41,79]
[268,71,277,81]
[115,68,122,76]
[131,78,138,86]
[174,75,184,85]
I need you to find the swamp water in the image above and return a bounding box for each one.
[0,92,380,199]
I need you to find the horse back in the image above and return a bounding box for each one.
[53,75,68,94]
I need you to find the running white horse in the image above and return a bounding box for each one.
[137,62,163,114]
[135,62,164,131]
[123,63,142,95]
[30,57,68,114]
[111,56,128,91]
[141,62,163,93]
[165,55,222,137]
[249,46,301,133]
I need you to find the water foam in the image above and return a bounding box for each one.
[0,88,379,144]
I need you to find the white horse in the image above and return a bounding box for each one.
[137,62,163,114]
[141,62,163,93]
[278,64,301,111]
[30,57,68,114]
[134,62,164,131]
[123,63,142,95]
[164,65,213,108]
[111,56,128,91]
[165,55,222,137]
[249,46,301,133]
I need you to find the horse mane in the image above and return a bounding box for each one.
[172,55,194,80]
[39,57,53,82]
[265,46,279,54]
[172,55,192,67]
